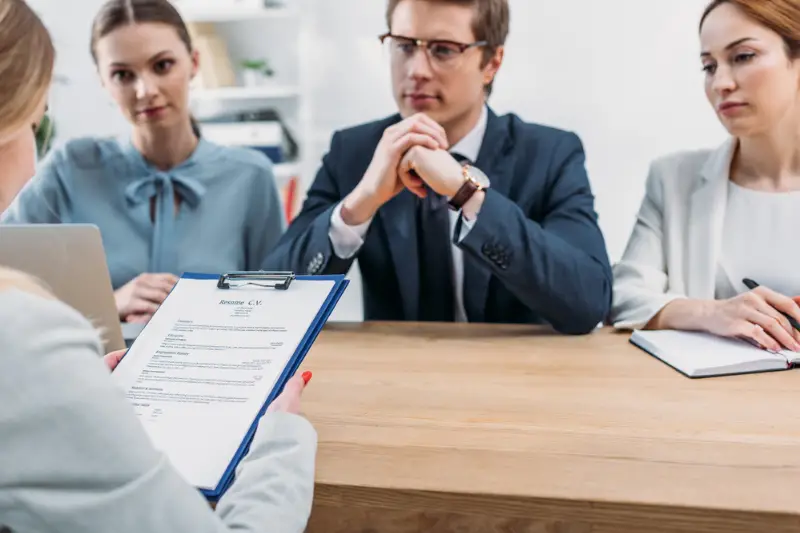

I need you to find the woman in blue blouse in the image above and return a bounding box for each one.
[1,0,285,324]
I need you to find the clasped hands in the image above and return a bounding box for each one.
[340,113,469,226]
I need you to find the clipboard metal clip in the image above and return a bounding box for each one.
[217,271,295,290]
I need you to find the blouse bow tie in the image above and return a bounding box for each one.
[125,172,206,274]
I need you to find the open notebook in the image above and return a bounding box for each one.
[630,329,800,378]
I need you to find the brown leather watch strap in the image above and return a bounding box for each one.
[448,178,479,211]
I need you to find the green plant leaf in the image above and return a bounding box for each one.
[35,114,55,159]
[241,58,267,70]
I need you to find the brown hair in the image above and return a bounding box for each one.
[700,0,800,58]
[89,0,201,136]
[0,0,55,139]
[385,0,509,95]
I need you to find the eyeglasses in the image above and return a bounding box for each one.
[379,33,488,70]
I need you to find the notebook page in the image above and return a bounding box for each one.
[631,330,788,377]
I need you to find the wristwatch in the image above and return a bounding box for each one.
[448,164,491,211]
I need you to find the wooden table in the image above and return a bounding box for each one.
[299,322,800,533]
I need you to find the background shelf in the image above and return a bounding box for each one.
[190,85,301,102]
[176,4,299,23]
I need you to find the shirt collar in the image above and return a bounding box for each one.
[449,104,488,163]
[122,135,216,176]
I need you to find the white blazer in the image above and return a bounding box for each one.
[610,137,737,329]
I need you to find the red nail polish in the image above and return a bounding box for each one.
[302,371,312,384]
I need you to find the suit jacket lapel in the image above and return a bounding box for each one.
[463,108,514,322]
[686,137,737,299]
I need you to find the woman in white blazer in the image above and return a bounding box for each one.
[611,0,800,353]
[0,1,317,532]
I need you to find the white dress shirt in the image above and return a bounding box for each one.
[715,181,800,299]
[328,105,488,322]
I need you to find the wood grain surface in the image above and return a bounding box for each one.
[298,322,800,532]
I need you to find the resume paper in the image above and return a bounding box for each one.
[111,277,336,490]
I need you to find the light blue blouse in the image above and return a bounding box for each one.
[1,137,285,289]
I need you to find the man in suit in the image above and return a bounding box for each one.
[264,0,612,334]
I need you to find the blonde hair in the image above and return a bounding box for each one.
[0,266,112,349]
[0,0,55,139]
[0,266,54,300]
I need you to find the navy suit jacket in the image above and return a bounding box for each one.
[264,108,612,334]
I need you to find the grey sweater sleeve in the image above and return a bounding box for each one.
[0,289,317,533]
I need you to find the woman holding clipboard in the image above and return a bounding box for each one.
[0,2,316,531]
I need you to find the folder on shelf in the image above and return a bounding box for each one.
[200,120,288,162]
[187,22,236,88]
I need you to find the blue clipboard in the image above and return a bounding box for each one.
[123,271,349,502]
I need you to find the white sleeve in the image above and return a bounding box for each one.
[0,289,316,533]
[328,201,373,259]
[610,162,685,330]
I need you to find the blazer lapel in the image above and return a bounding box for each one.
[380,189,420,320]
[463,109,514,322]
[686,137,737,299]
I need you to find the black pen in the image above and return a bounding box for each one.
[742,278,800,332]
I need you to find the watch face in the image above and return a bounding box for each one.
[467,165,491,188]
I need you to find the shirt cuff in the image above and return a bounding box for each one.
[328,202,372,259]
[457,213,477,243]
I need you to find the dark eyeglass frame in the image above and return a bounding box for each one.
[378,32,488,57]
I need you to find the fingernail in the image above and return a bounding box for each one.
[301,371,312,384]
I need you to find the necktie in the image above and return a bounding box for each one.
[415,152,469,321]
[125,172,205,273]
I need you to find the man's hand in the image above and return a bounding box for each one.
[398,146,464,198]
[104,349,127,372]
[341,114,448,226]
[115,273,178,322]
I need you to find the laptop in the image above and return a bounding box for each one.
[0,224,126,353]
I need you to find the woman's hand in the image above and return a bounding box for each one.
[104,349,127,371]
[703,287,800,352]
[114,273,178,322]
[267,371,312,415]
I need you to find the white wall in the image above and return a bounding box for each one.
[28,0,130,141]
[28,0,729,321]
